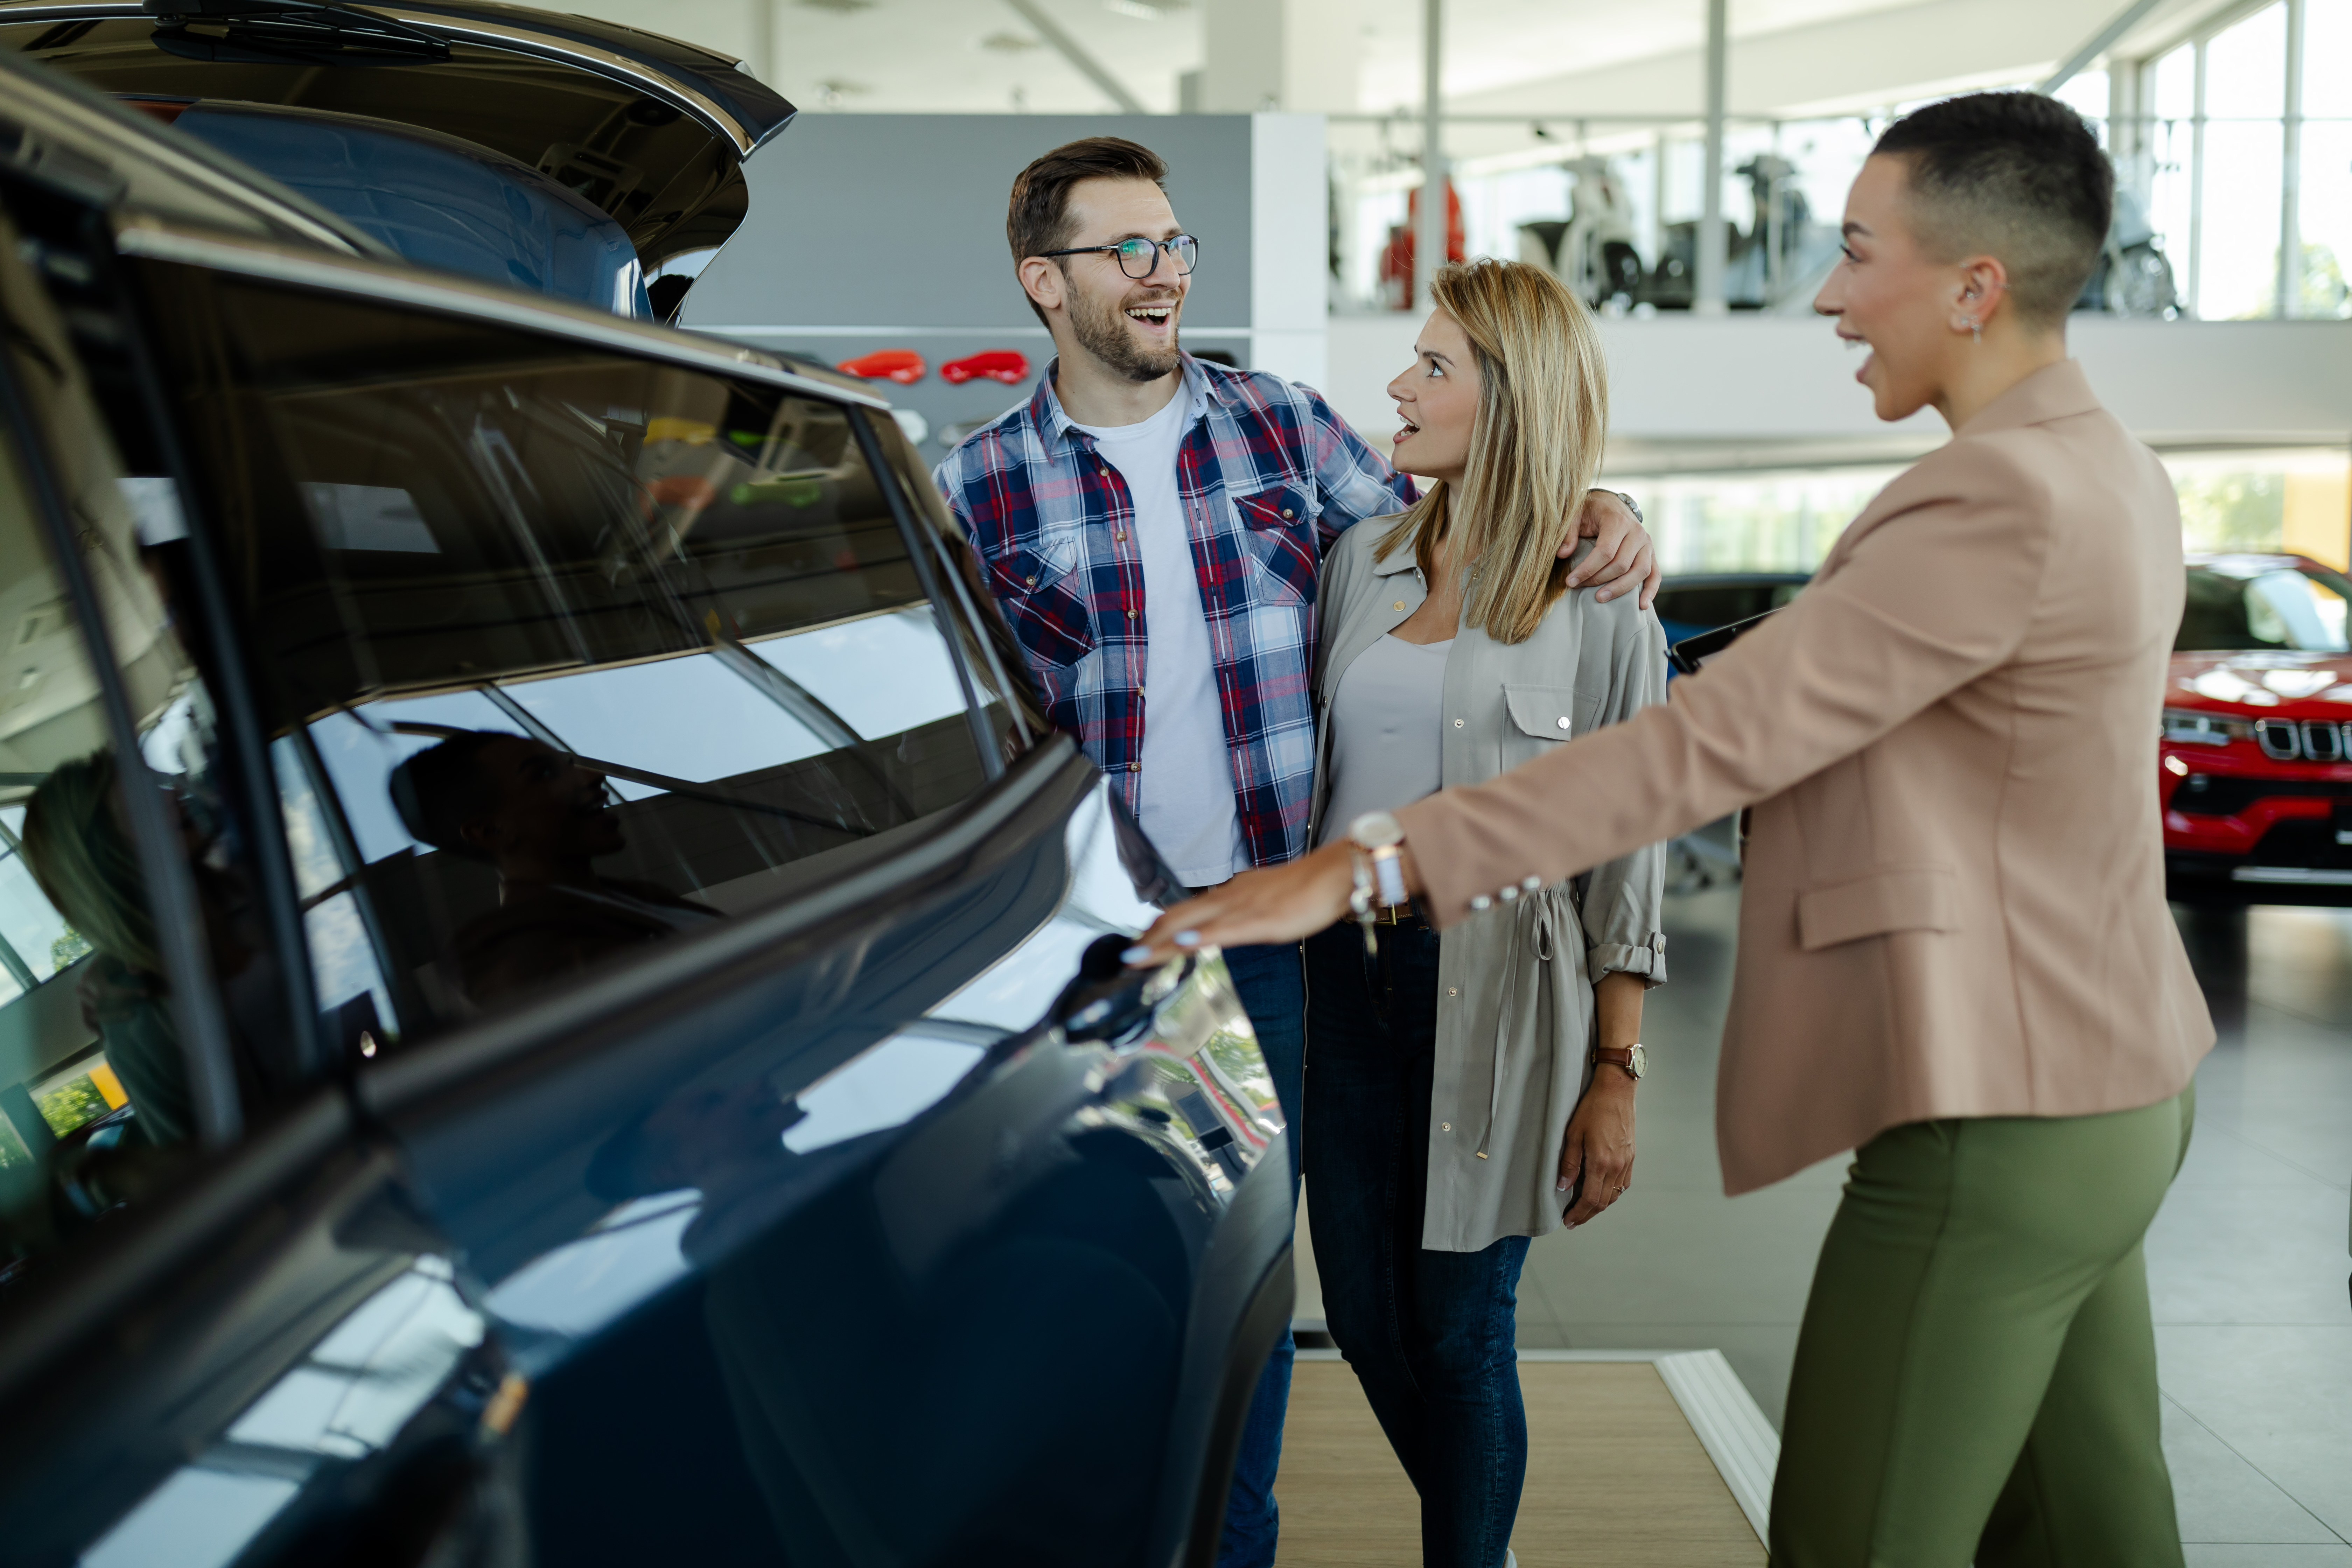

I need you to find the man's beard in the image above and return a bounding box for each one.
[1069,282,1182,383]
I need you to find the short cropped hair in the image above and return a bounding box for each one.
[389,732,506,860]
[1873,91,2113,327]
[1006,136,1168,326]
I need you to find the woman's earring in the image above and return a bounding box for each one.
[1969,317,1982,343]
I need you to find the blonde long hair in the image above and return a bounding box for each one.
[1378,258,1610,645]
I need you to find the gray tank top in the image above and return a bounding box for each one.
[1318,634,1452,847]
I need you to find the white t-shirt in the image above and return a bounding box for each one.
[1072,389,1246,888]
[1318,634,1452,847]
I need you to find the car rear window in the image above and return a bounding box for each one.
[139,269,1022,1043]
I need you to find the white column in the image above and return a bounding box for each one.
[2278,0,2305,318]
[1253,114,1331,387]
[1695,0,1728,316]
[2188,37,2207,315]
[1200,0,1359,113]
[747,0,775,83]
[1417,0,1446,313]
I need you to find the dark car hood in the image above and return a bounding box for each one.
[0,0,794,267]
[2169,649,2352,715]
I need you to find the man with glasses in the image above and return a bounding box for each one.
[932,135,1659,1568]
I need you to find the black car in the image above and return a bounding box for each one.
[0,57,1288,1568]
[1646,570,1810,890]
[3,0,795,319]
[1651,570,1811,662]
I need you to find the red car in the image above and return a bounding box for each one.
[940,348,1032,385]
[2162,552,2352,904]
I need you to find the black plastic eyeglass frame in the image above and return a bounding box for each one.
[1037,234,1199,278]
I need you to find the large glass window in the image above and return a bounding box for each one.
[2299,0,2352,319]
[2199,2,2287,321]
[145,271,1018,1038]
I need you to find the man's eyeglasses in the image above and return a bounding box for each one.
[1038,234,1199,279]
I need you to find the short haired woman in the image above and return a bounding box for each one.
[1132,93,2206,1566]
[1303,257,1666,1568]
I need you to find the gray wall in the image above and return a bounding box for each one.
[682,114,1258,457]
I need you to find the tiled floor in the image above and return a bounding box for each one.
[1294,889,2352,1562]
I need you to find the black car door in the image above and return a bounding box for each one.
[100,221,1295,1568]
[0,163,525,1568]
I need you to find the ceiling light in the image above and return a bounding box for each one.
[982,31,1041,51]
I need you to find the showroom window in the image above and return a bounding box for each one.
[141,271,1016,1041]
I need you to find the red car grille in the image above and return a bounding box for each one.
[2255,718,2352,762]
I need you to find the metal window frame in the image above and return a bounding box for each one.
[2123,0,2310,320]
[0,226,244,1147]
[112,219,889,409]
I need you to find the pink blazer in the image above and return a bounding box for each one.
[1395,359,2215,1194]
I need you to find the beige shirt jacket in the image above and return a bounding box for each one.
[1310,517,1671,1251]
[1394,361,2217,1196]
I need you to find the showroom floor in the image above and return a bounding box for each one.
[1293,887,2352,1564]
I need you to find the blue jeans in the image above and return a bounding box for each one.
[1301,918,1531,1568]
[1214,939,1304,1568]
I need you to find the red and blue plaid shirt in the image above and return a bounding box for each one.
[934,354,1418,869]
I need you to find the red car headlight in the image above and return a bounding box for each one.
[2162,708,2253,746]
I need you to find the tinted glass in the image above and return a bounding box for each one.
[142,272,1006,1041]
[0,295,297,1301]
[1651,579,1806,629]
[2178,560,2352,652]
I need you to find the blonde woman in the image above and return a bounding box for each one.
[1301,258,1666,1567]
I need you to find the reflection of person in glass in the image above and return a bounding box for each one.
[391,732,719,1005]
[20,753,197,1146]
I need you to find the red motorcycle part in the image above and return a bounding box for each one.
[940,349,1032,386]
[836,348,927,385]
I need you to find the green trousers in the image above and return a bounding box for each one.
[1769,1084,2195,1568]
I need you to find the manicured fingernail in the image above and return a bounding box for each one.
[1555,1179,1569,1192]
[1121,945,1152,964]
[1173,930,1201,948]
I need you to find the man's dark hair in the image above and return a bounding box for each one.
[1006,136,1168,327]
[389,731,507,860]
[1872,91,2113,327]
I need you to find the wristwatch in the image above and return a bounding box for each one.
[1594,1043,1646,1082]
[1348,811,1409,905]
[1346,810,1409,954]
[1613,490,1643,526]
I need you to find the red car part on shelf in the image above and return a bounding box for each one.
[836,348,926,384]
[940,349,1032,386]
[2160,553,2352,905]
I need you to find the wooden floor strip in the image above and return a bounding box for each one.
[1274,1359,1766,1566]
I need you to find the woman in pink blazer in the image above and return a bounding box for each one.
[1132,92,2210,1567]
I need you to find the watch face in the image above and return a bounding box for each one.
[1629,1043,1647,1079]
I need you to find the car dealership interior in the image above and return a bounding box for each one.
[0,0,2348,1564]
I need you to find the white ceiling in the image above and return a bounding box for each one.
[571,0,2224,120]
